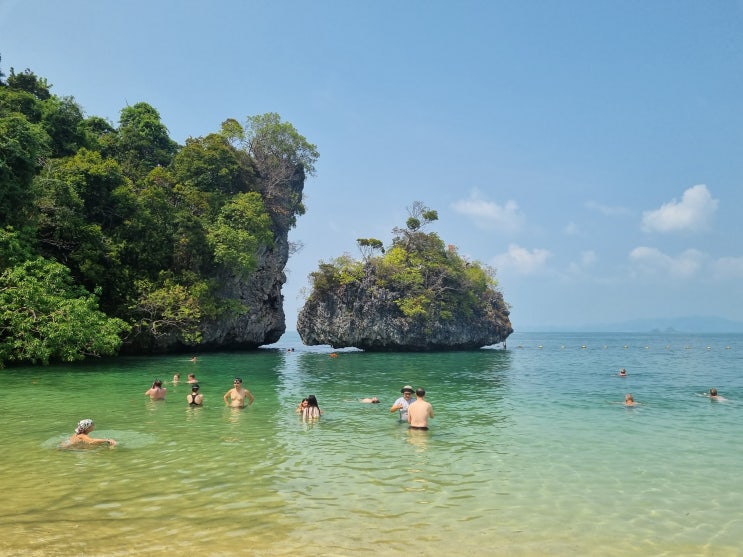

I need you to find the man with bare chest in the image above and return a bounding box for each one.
[407,387,434,430]
[223,377,254,408]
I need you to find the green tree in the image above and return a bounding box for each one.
[6,67,51,100]
[0,113,49,227]
[115,102,178,180]
[172,133,256,210]
[0,258,129,366]
[207,192,274,278]
[40,95,85,157]
[242,113,318,225]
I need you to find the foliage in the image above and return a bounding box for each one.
[115,102,178,180]
[0,57,318,365]
[207,192,274,278]
[0,113,49,227]
[309,202,501,322]
[0,258,129,366]
[129,274,213,345]
[308,254,364,293]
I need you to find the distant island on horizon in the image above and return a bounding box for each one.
[513,315,743,334]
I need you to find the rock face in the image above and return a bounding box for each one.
[297,273,513,351]
[126,169,304,354]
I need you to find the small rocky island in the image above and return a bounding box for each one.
[297,203,513,351]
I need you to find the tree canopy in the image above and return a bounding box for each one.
[0,57,316,366]
[308,202,503,323]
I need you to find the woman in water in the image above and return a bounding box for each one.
[63,419,117,448]
[302,395,322,419]
[187,384,203,406]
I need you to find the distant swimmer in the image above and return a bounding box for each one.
[624,393,638,407]
[618,368,627,377]
[360,397,381,403]
[708,388,727,401]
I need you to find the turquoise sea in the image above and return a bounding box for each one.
[2,331,742,556]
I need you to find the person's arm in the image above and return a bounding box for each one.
[246,390,255,405]
[81,434,116,447]
[224,390,231,405]
[428,405,434,419]
[390,399,402,413]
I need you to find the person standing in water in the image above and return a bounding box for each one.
[145,379,166,400]
[390,385,416,422]
[187,384,203,406]
[224,377,254,408]
[301,394,322,419]
[407,388,434,430]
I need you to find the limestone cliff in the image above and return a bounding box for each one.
[297,207,513,351]
[124,168,304,354]
[297,274,512,351]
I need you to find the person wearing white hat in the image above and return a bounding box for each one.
[389,385,416,422]
[62,419,117,448]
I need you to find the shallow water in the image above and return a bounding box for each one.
[2,331,742,556]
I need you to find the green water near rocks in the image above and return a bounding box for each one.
[2,331,742,556]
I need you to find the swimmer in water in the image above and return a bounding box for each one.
[62,419,116,448]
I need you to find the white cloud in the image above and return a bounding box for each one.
[564,221,580,235]
[585,201,631,216]
[492,244,551,275]
[567,250,598,275]
[628,246,704,277]
[711,256,743,279]
[641,184,718,233]
[451,190,523,233]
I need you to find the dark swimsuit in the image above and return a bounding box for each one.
[409,426,429,430]
[189,394,201,406]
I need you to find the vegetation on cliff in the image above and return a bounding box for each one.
[0,57,317,366]
[298,202,512,350]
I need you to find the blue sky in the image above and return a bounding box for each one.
[2,0,742,330]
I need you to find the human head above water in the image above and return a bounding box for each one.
[401,385,414,394]
[307,394,319,407]
[233,377,242,384]
[710,388,718,397]
[75,419,94,434]
[191,383,200,392]
[416,387,426,397]
[152,379,163,388]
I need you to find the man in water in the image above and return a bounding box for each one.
[145,379,166,400]
[224,377,254,408]
[408,387,434,430]
[390,385,416,422]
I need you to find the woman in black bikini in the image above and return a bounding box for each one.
[187,384,203,406]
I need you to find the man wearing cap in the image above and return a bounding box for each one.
[390,385,416,422]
